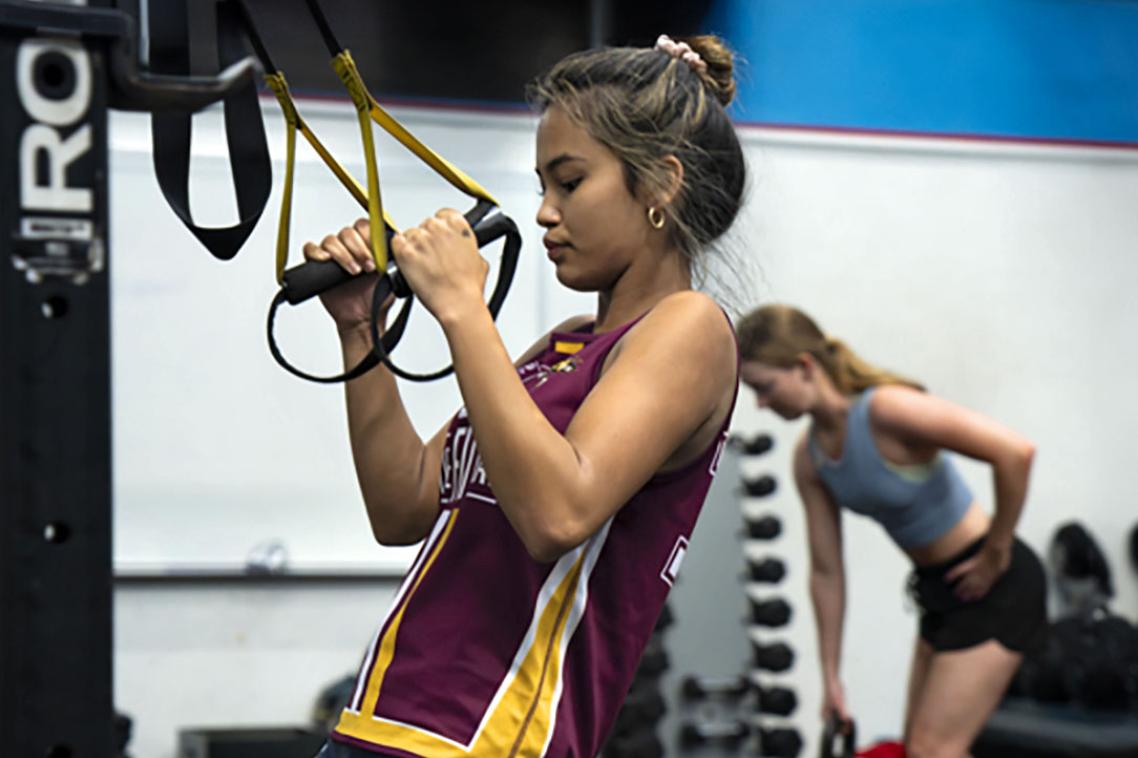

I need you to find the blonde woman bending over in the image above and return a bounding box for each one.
[738,304,1046,758]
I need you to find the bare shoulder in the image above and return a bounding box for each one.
[629,291,734,353]
[622,291,735,384]
[866,384,941,430]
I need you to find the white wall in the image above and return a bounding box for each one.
[112,100,1138,756]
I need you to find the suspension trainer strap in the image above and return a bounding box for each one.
[149,0,271,260]
[265,277,415,384]
[228,0,398,282]
[244,0,519,383]
[331,50,388,272]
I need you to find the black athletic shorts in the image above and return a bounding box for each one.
[908,536,1047,654]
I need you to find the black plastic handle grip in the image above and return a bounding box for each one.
[280,201,496,306]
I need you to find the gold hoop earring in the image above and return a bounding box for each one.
[647,206,666,230]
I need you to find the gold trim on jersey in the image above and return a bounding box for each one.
[552,340,585,356]
[334,516,608,756]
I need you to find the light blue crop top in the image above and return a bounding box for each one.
[809,388,973,549]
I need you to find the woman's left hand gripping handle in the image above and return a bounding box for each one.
[302,218,391,334]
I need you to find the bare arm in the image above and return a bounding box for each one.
[437,291,735,562]
[870,386,1035,599]
[303,219,446,546]
[338,323,446,545]
[339,312,592,545]
[870,386,1036,554]
[793,434,846,695]
[303,220,586,546]
[384,209,735,562]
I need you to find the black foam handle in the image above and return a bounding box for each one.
[281,226,394,306]
[388,209,512,299]
[819,715,857,758]
[281,200,496,306]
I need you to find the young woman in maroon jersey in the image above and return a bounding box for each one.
[305,35,746,757]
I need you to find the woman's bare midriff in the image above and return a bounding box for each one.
[905,502,991,566]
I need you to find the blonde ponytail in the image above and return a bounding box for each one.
[738,304,924,394]
[825,337,924,394]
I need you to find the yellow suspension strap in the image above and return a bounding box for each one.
[228,0,392,285]
[235,0,521,383]
[313,0,500,275]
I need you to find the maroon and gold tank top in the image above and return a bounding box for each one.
[332,312,737,756]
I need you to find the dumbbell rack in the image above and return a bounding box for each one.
[738,433,803,757]
[632,435,803,757]
[602,603,674,756]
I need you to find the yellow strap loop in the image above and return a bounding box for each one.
[265,50,500,281]
[366,97,497,205]
[265,69,399,281]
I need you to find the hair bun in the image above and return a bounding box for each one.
[680,34,737,107]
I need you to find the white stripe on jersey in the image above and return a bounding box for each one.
[348,510,452,712]
[537,516,614,756]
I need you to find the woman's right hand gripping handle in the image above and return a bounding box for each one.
[302,217,391,336]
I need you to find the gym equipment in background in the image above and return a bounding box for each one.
[745,556,788,584]
[975,521,1138,757]
[602,602,674,757]
[2,2,255,754]
[818,714,855,758]
[678,719,750,751]
[741,473,778,498]
[744,513,783,541]
[729,432,775,457]
[673,431,803,755]
[748,595,794,628]
[758,725,805,757]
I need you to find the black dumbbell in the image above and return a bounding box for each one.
[679,720,750,750]
[755,683,798,716]
[742,514,782,540]
[741,474,777,497]
[680,674,750,702]
[634,637,670,678]
[744,557,787,584]
[751,641,795,672]
[819,714,856,758]
[653,603,674,634]
[612,689,667,730]
[605,730,664,758]
[728,433,774,456]
[748,597,793,628]
[759,726,804,757]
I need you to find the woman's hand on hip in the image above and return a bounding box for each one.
[391,208,488,325]
[945,543,1011,602]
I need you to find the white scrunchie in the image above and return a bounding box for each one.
[655,34,708,74]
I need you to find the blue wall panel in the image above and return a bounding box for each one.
[703,0,1138,144]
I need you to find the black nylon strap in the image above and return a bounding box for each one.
[266,276,415,384]
[150,0,271,260]
[228,0,277,74]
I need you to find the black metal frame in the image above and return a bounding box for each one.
[2,3,113,754]
[1,2,251,755]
